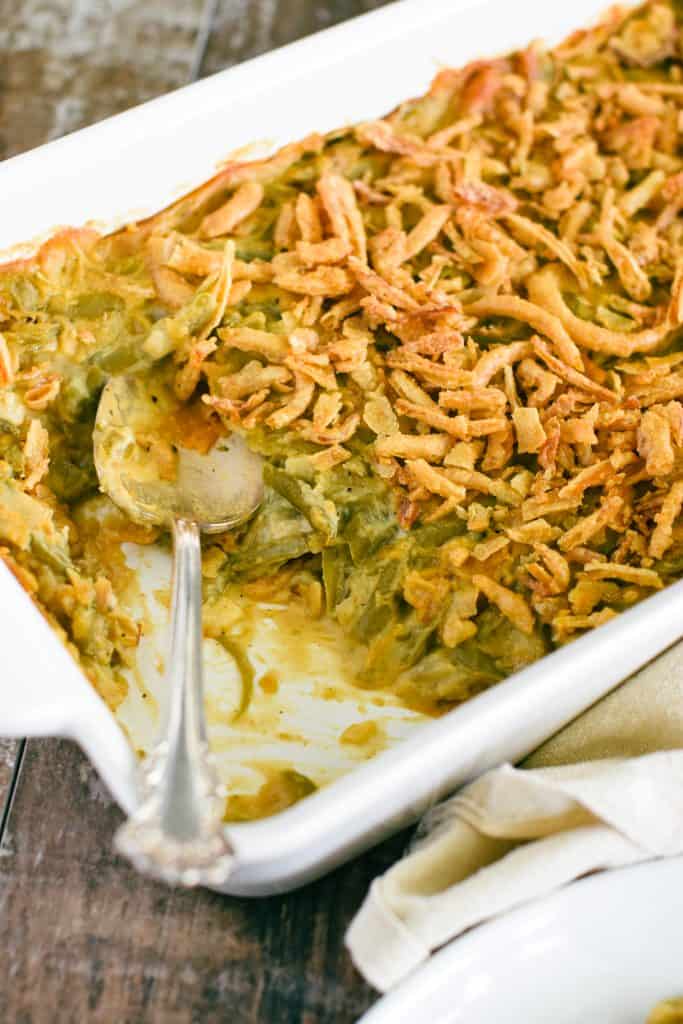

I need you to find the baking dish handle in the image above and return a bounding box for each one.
[0,560,139,812]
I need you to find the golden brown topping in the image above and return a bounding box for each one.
[23,372,61,411]
[472,575,535,635]
[317,174,367,262]
[0,335,15,387]
[637,407,676,476]
[559,495,624,551]
[267,372,315,429]
[528,266,672,357]
[374,433,451,462]
[650,480,683,558]
[200,182,264,239]
[512,407,547,454]
[22,419,49,491]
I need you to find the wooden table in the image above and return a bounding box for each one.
[0,3,408,1021]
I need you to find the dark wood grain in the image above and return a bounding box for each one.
[0,738,21,823]
[0,738,19,791]
[0,2,398,1021]
[0,0,396,161]
[201,0,396,78]
[0,0,211,160]
[0,740,405,1023]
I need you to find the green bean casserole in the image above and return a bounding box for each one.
[2,0,683,812]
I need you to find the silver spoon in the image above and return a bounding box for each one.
[93,370,263,886]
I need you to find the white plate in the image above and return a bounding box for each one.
[360,858,683,1024]
[1,0,666,897]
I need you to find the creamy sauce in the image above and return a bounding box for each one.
[114,540,429,818]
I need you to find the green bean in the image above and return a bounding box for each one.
[217,637,254,720]
[143,289,217,360]
[263,464,338,543]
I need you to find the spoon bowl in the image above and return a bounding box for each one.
[94,371,263,531]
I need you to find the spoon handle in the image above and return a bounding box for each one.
[114,517,234,886]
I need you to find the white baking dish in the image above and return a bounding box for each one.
[0,0,663,897]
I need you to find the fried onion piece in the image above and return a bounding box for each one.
[267,372,315,429]
[349,256,421,311]
[404,460,467,501]
[582,561,662,588]
[272,254,354,297]
[471,574,535,635]
[23,419,50,491]
[649,480,683,559]
[404,205,452,260]
[531,338,618,404]
[465,294,583,369]
[558,460,614,500]
[374,433,451,462]
[0,334,14,386]
[471,341,533,386]
[637,408,675,477]
[558,495,623,551]
[527,265,671,357]
[512,406,546,454]
[317,173,367,261]
[200,182,264,239]
[503,212,589,287]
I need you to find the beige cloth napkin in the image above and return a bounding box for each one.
[346,641,683,993]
